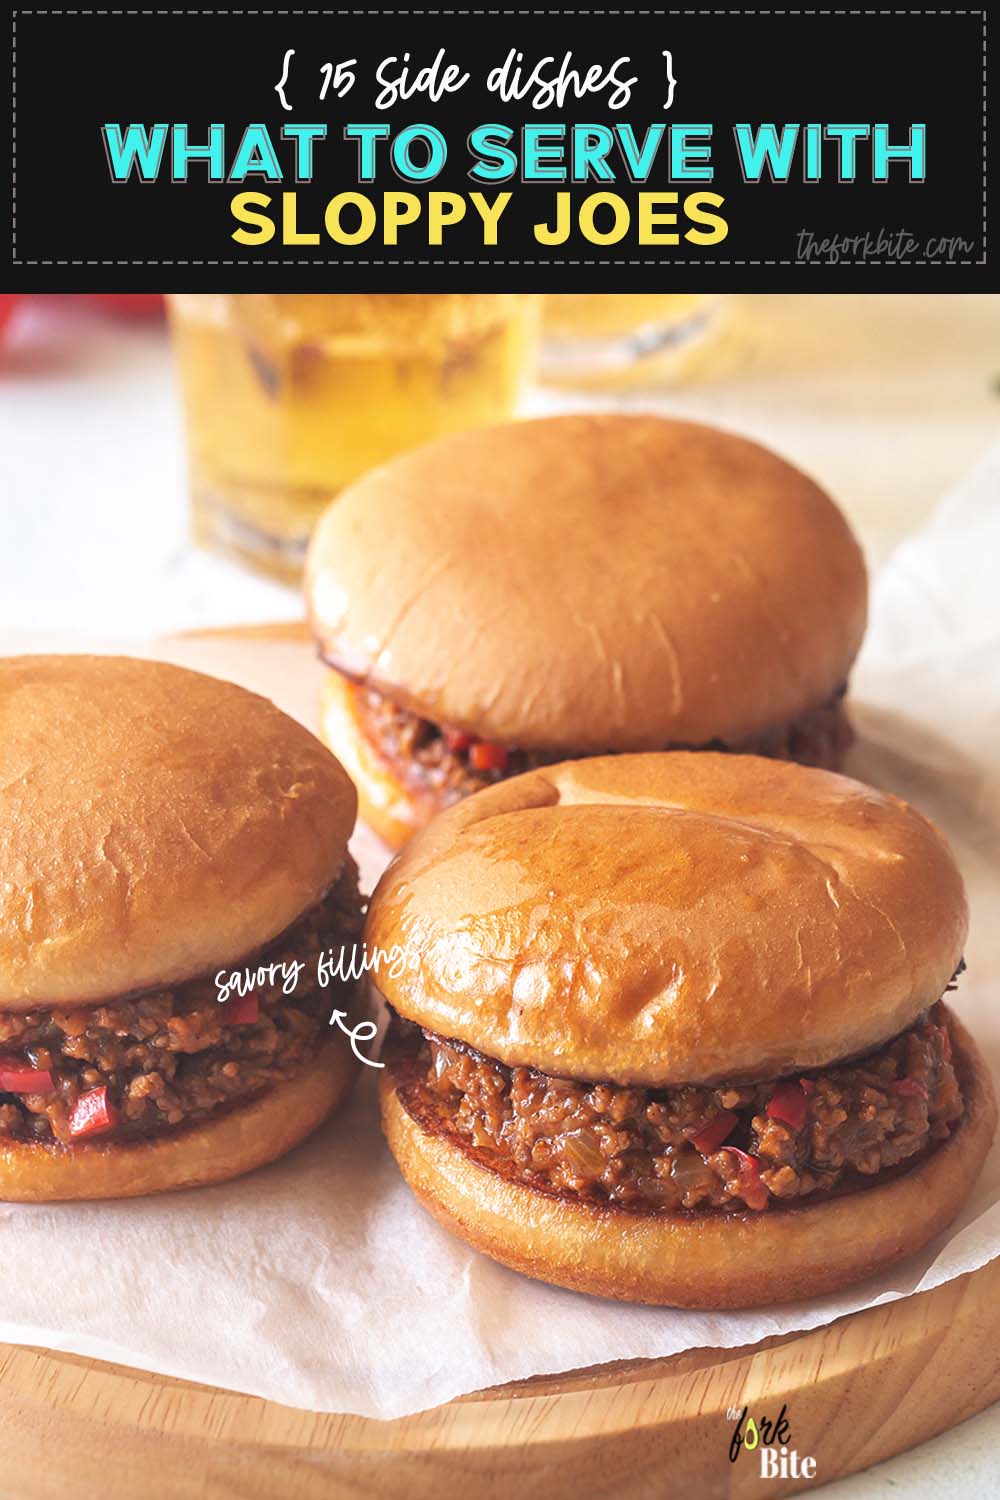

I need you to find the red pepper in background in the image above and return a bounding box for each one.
[691,1109,738,1155]
[895,1077,929,1099]
[68,1087,119,1140]
[767,1081,809,1130]
[0,295,22,340]
[221,992,260,1026]
[469,741,509,773]
[444,728,473,753]
[89,294,164,318]
[0,1056,55,1095]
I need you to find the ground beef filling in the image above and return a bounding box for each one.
[349,679,852,810]
[0,859,364,1147]
[389,1004,962,1214]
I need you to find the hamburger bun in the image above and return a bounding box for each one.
[307,413,867,754]
[0,655,357,1010]
[366,753,968,1086]
[0,1041,355,1202]
[380,1012,995,1307]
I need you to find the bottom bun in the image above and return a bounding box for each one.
[319,669,424,850]
[380,1014,997,1307]
[0,1042,357,1203]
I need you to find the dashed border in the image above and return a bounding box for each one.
[8,7,990,268]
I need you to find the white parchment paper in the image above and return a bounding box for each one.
[2,450,1000,1420]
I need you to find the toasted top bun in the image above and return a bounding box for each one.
[366,753,967,1086]
[306,414,867,750]
[0,656,357,1010]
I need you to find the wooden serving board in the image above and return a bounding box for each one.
[2,1256,1000,1499]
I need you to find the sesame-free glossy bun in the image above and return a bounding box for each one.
[0,656,357,1010]
[0,1042,357,1202]
[307,414,867,752]
[366,753,969,1087]
[380,1013,995,1307]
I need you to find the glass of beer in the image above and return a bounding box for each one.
[541,294,725,388]
[168,294,541,579]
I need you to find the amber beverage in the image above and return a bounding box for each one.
[541,293,725,387]
[169,294,540,579]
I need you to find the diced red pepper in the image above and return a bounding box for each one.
[799,1077,816,1094]
[0,1056,55,1095]
[444,727,474,753]
[221,992,259,1025]
[691,1109,738,1155]
[68,1087,119,1140]
[468,741,509,773]
[895,1077,929,1099]
[726,1147,762,1175]
[767,1081,809,1130]
[724,1147,769,1210]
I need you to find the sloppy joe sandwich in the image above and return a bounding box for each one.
[0,655,363,1201]
[306,413,868,848]
[370,752,995,1307]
